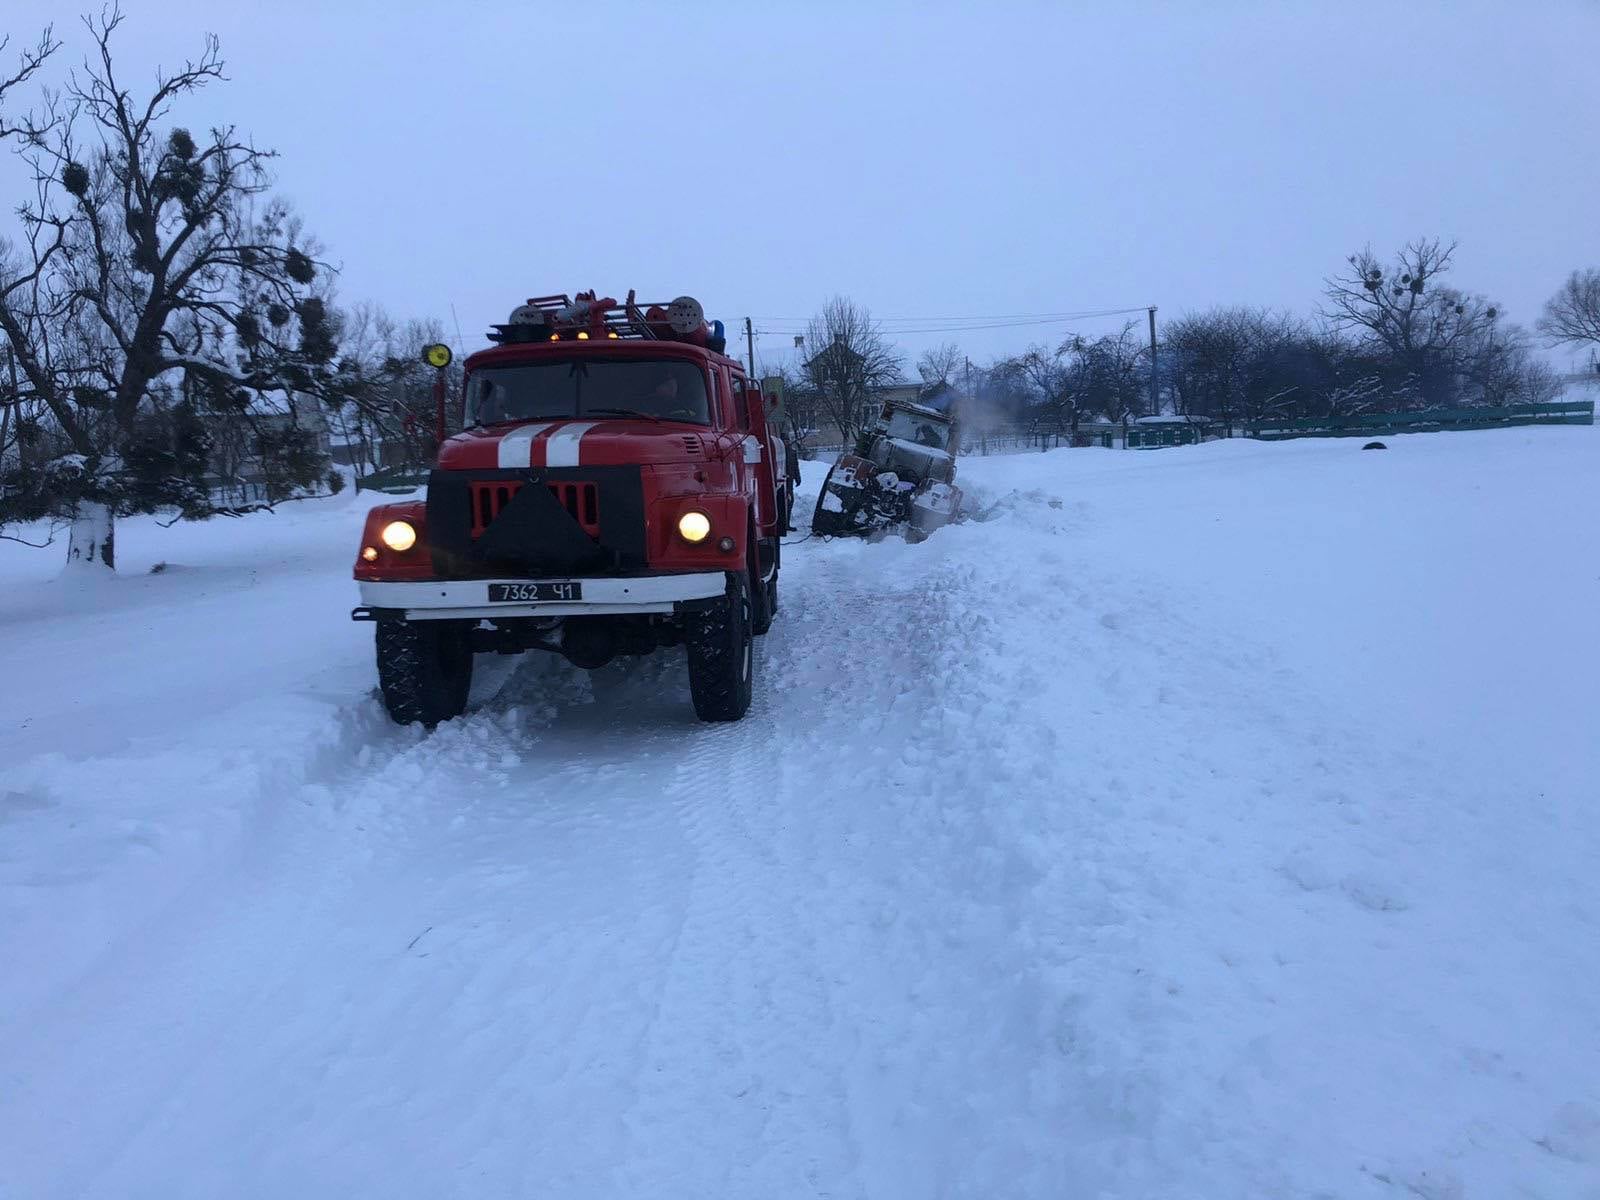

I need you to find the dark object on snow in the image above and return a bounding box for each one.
[1363,441,1388,450]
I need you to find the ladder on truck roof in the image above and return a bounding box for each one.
[487,290,723,351]
[521,294,660,340]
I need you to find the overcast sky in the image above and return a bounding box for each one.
[6,0,1598,375]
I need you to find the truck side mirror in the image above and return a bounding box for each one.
[743,388,766,435]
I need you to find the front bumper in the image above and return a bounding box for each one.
[353,572,728,622]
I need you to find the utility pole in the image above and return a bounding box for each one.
[1147,306,1159,416]
[744,316,756,380]
[964,356,973,456]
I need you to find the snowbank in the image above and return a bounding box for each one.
[1,432,1596,1198]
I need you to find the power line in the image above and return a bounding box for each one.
[756,314,1150,338]
[752,306,1152,338]
[754,305,1149,325]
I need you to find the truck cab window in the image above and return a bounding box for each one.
[729,372,750,431]
[464,359,711,425]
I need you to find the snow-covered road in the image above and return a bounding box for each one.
[3,430,1598,1198]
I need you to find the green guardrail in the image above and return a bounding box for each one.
[354,466,429,494]
[1246,400,1594,440]
[1126,424,1205,449]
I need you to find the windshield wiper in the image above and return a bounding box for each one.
[587,407,663,424]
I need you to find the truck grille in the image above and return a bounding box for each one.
[469,480,600,539]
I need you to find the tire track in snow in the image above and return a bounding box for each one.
[599,545,1096,1197]
[234,657,710,1194]
[607,579,866,1196]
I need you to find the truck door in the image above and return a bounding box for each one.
[740,378,782,539]
[716,366,760,528]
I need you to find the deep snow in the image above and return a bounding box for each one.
[2,429,1597,1198]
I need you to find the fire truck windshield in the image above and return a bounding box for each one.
[466,359,711,426]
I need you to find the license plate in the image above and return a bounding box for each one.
[487,581,583,603]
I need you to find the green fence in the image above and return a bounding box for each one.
[354,466,429,494]
[1246,400,1594,441]
[1126,424,1205,449]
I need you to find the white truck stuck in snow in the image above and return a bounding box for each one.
[810,393,963,541]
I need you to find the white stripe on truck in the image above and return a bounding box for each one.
[545,422,597,467]
[496,423,553,468]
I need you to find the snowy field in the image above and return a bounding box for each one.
[2,428,1597,1199]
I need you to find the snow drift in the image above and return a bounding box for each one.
[1,428,1596,1198]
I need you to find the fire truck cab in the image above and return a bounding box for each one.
[353,291,788,725]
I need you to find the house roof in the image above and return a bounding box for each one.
[802,339,866,373]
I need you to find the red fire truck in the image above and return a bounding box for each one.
[353,291,789,725]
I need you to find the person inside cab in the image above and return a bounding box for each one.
[650,376,679,408]
[629,373,700,422]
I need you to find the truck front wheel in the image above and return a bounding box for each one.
[375,619,474,727]
[686,573,754,722]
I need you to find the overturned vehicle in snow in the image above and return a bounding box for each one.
[811,393,962,540]
[352,291,790,727]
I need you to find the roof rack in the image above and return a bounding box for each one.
[487,289,726,352]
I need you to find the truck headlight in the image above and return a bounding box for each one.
[380,520,418,552]
[677,511,712,543]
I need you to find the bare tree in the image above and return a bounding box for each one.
[0,25,72,547]
[1071,323,1147,424]
[1164,309,1260,425]
[799,296,902,447]
[0,26,58,137]
[915,342,964,389]
[758,361,823,442]
[971,355,1030,434]
[1015,343,1075,438]
[1538,269,1600,355]
[1324,239,1501,409]
[327,303,459,476]
[1463,325,1562,407]
[1306,331,1384,420]
[1166,308,1384,426]
[1,8,335,569]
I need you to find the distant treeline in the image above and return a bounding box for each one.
[776,246,1600,443]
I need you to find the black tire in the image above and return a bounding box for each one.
[375,619,473,727]
[811,463,851,537]
[686,572,754,722]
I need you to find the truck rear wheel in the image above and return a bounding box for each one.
[686,573,753,722]
[375,619,473,727]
